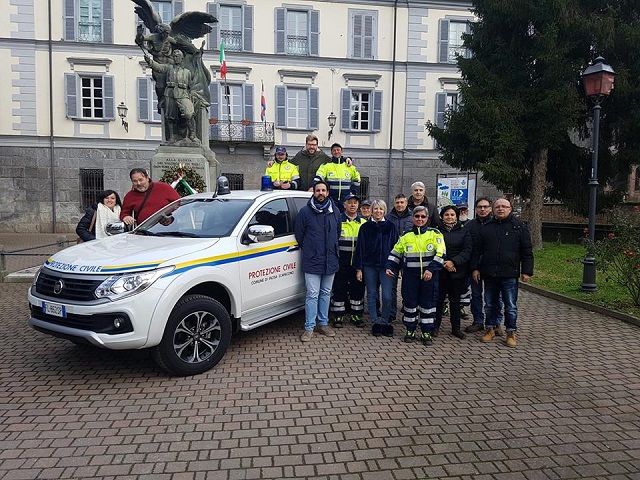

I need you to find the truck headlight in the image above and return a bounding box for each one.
[95,266,174,300]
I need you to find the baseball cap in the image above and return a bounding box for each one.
[457,202,469,210]
[343,193,360,203]
[360,199,372,206]
[275,146,287,154]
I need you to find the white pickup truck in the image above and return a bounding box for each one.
[28,189,311,375]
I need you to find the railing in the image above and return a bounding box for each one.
[286,35,309,55]
[220,30,243,51]
[0,238,73,281]
[209,120,275,144]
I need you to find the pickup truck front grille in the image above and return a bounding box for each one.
[35,269,107,302]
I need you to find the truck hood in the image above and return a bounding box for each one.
[44,234,221,275]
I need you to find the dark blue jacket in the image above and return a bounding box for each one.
[353,219,399,270]
[295,198,341,275]
[437,221,472,279]
[386,208,413,235]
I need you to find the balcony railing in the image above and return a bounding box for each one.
[209,120,274,144]
[220,30,242,51]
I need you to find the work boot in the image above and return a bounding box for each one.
[301,330,313,342]
[421,332,433,346]
[403,330,416,343]
[481,328,495,343]
[350,315,365,328]
[506,331,517,347]
[494,325,504,337]
[317,325,336,337]
[465,323,484,333]
[372,324,383,337]
[459,307,468,318]
[332,316,344,328]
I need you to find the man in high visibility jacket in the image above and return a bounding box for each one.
[330,194,367,328]
[313,143,361,211]
[265,146,302,190]
[386,206,446,346]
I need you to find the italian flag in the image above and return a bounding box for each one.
[219,41,227,79]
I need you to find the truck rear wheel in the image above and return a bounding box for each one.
[152,294,232,376]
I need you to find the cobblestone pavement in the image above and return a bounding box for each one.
[1,282,639,480]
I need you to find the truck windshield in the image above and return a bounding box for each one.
[135,198,252,238]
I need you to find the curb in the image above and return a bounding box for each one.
[520,282,640,328]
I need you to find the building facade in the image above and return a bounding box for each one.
[0,0,501,233]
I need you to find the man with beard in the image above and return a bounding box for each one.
[291,135,331,190]
[295,181,341,342]
[121,168,180,226]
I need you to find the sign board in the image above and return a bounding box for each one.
[436,173,477,219]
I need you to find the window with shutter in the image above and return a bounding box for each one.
[439,19,472,63]
[275,86,317,130]
[350,10,376,59]
[340,88,382,132]
[275,7,318,56]
[66,73,115,120]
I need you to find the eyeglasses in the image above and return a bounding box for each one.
[476,205,491,209]
[413,215,427,219]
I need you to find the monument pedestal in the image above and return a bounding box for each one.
[151,144,218,192]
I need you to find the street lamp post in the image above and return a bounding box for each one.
[580,56,615,292]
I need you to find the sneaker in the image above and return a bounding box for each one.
[350,315,365,328]
[506,331,517,347]
[332,316,344,328]
[494,325,504,337]
[301,330,313,342]
[403,330,416,343]
[317,325,336,337]
[421,332,433,346]
[459,307,468,318]
[465,323,484,333]
[481,328,495,343]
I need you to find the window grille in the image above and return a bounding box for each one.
[359,176,369,200]
[79,169,104,210]
[221,173,244,190]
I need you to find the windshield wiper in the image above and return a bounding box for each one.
[155,232,200,238]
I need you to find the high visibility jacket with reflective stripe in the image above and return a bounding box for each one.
[265,160,301,189]
[387,226,446,276]
[314,157,361,204]
[338,214,366,266]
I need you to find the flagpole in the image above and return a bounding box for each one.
[219,41,231,139]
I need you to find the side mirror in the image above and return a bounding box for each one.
[245,225,274,243]
[106,221,132,236]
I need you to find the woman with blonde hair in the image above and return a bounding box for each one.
[354,200,399,337]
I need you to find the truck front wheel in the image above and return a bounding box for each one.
[152,294,232,376]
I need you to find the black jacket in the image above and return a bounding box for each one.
[471,214,534,278]
[407,195,440,227]
[437,221,473,279]
[76,204,97,242]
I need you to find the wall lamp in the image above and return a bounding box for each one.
[117,101,129,133]
[327,111,337,140]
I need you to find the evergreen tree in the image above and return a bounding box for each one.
[427,0,640,249]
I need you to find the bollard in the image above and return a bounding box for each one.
[0,245,6,282]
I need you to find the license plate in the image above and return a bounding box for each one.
[42,301,67,318]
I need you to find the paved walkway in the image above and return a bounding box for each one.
[1,282,639,479]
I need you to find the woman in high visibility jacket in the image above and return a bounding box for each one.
[386,206,446,345]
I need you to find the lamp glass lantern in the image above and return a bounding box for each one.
[327,111,337,140]
[117,102,129,133]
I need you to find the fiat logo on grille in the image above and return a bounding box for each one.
[53,280,64,295]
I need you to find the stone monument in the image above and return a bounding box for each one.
[132,0,218,191]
